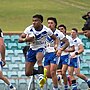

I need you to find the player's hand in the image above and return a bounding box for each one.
[54,44,58,50]
[56,49,62,57]
[64,49,68,52]
[70,53,76,59]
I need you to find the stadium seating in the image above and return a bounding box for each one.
[18,79,28,90]
[6,50,14,57]
[8,42,17,50]
[8,71,18,78]
[17,43,26,49]
[3,35,11,43]
[18,71,26,78]
[0,80,6,90]
[11,56,21,64]
[14,49,23,57]
[5,56,11,63]
[8,64,19,71]
[19,64,25,71]
[3,64,9,71]
[11,35,19,43]
[0,34,90,90]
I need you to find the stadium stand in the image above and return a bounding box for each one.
[3,35,11,44]
[0,80,6,90]
[0,34,89,90]
[11,35,19,43]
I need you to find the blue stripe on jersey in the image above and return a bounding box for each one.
[46,36,53,43]
[55,34,58,37]
[30,29,33,32]
[35,31,47,40]
[74,40,77,42]
[60,42,65,46]
[47,36,52,41]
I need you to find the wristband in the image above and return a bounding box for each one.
[75,52,78,55]
[22,38,26,42]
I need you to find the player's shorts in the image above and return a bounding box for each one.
[0,61,3,71]
[44,52,59,66]
[57,54,70,69]
[68,56,80,68]
[26,48,45,62]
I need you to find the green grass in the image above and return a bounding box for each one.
[0,0,90,33]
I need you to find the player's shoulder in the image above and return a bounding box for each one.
[66,35,72,40]
[55,29,63,34]
[25,25,33,31]
[76,37,81,41]
[43,25,50,31]
[75,37,82,43]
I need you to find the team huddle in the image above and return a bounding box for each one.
[18,14,90,90]
[0,13,90,90]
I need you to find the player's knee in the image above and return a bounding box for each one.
[25,70,32,76]
[50,70,56,77]
[62,71,66,76]
[68,70,73,76]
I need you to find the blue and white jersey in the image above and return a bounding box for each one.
[46,29,65,53]
[24,25,53,50]
[60,35,74,56]
[70,37,83,58]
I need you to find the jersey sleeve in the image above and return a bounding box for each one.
[58,31,65,40]
[77,38,83,46]
[47,28,53,36]
[68,36,74,47]
[24,25,33,34]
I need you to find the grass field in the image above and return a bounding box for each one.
[0,0,90,33]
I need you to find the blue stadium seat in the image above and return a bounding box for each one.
[5,56,11,63]
[8,64,19,71]
[18,79,28,90]
[11,57,21,64]
[83,49,90,55]
[18,71,26,78]
[19,64,25,71]
[3,71,8,77]
[17,43,26,49]
[6,50,14,57]
[14,50,23,57]
[0,80,6,90]
[82,55,90,62]
[11,35,19,43]
[8,71,18,78]
[79,34,86,39]
[8,43,17,50]
[86,42,90,49]
[80,69,89,75]
[21,56,25,63]
[3,35,11,43]
[3,64,9,71]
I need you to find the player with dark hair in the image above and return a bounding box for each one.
[18,14,59,88]
[57,24,75,90]
[68,28,90,90]
[45,18,69,90]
